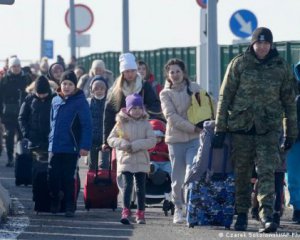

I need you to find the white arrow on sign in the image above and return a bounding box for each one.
[234,12,252,35]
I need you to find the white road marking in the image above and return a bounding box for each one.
[28,224,132,231]
[0,198,29,240]
[9,230,130,239]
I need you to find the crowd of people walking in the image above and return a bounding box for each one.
[0,27,299,233]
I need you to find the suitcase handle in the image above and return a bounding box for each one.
[207,143,229,176]
[94,148,112,184]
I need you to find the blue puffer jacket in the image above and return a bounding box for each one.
[48,89,92,153]
[297,95,300,141]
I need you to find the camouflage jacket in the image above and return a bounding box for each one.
[215,48,298,139]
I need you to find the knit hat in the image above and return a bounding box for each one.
[251,27,273,46]
[91,60,105,70]
[149,119,166,137]
[125,93,144,112]
[60,70,77,86]
[90,75,108,90]
[8,57,21,68]
[35,75,50,94]
[119,53,137,73]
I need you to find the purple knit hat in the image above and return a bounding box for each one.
[125,93,144,112]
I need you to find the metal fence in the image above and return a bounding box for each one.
[78,41,300,85]
[77,47,197,85]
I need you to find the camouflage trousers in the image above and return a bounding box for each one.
[231,131,281,219]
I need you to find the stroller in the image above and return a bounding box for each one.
[145,169,174,216]
[145,119,174,216]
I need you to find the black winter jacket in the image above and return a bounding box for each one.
[18,93,54,151]
[0,71,31,123]
[89,97,106,146]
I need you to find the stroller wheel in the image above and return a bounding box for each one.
[162,200,170,212]
[170,201,175,215]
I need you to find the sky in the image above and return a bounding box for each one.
[0,0,299,65]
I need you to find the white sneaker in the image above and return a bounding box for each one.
[173,208,184,224]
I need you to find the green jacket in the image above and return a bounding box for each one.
[215,48,298,139]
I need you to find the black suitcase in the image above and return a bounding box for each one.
[14,153,32,186]
[33,160,80,213]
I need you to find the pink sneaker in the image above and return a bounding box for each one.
[120,208,131,225]
[136,210,146,224]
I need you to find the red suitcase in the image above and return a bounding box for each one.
[83,150,119,210]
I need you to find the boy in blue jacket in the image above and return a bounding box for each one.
[48,70,92,217]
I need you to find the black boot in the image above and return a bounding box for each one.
[273,212,280,226]
[251,207,259,221]
[6,155,14,167]
[65,201,75,218]
[50,191,64,214]
[6,161,14,167]
[292,210,300,223]
[234,213,248,231]
[259,217,278,233]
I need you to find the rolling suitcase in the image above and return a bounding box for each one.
[186,144,235,229]
[14,139,32,186]
[32,156,80,213]
[84,149,119,210]
[185,121,234,229]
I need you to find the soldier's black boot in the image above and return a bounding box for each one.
[273,212,280,227]
[251,207,259,221]
[259,217,278,233]
[234,213,248,231]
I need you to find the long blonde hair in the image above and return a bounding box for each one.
[107,73,126,111]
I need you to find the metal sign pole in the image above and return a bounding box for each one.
[40,0,45,59]
[207,0,219,100]
[122,0,129,53]
[70,0,76,58]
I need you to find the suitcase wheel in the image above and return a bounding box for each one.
[111,201,117,211]
[188,223,195,228]
[85,199,91,210]
[170,203,175,215]
[224,225,231,230]
[15,180,21,186]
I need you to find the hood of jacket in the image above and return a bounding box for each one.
[116,108,149,123]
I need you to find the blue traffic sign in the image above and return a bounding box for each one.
[42,40,54,59]
[229,9,257,38]
[196,0,207,8]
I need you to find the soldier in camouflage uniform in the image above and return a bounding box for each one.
[212,27,298,233]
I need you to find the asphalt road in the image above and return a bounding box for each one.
[0,153,300,240]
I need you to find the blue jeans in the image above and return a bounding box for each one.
[168,138,199,208]
[150,161,171,175]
